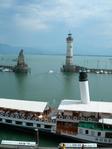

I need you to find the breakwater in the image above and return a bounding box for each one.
[62,65,112,74]
[0,65,14,69]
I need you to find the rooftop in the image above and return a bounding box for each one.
[58,99,112,114]
[99,118,112,125]
[0,98,48,113]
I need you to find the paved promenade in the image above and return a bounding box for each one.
[0,144,110,149]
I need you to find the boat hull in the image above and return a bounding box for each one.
[0,123,112,147]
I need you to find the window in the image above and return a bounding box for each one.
[5,119,12,123]
[98,132,101,136]
[37,124,40,127]
[0,118,2,121]
[85,130,88,134]
[105,132,112,138]
[26,122,33,126]
[16,121,22,125]
[104,139,107,142]
[45,125,51,129]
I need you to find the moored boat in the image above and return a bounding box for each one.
[0,72,112,146]
[56,72,112,146]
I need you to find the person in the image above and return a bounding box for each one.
[58,143,66,149]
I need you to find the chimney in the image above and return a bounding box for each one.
[79,72,90,104]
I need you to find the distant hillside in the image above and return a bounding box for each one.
[0,43,112,56]
[0,43,19,54]
[0,43,65,55]
[0,43,39,54]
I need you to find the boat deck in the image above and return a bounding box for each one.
[0,98,57,124]
[0,106,57,124]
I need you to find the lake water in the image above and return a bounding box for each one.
[0,54,112,147]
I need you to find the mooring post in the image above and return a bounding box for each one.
[81,144,84,149]
[35,128,39,147]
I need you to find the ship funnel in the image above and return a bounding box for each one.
[79,72,90,104]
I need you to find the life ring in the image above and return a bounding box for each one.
[73,116,77,120]
[88,118,92,121]
[66,115,70,119]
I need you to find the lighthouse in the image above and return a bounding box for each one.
[66,33,73,65]
[61,33,76,72]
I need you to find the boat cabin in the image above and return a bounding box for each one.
[56,99,112,135]
[0,98,53,129]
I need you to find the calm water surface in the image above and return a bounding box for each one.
[0,54,112,146]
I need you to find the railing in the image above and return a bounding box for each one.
[0,110,56,124]
[57,114,98,122]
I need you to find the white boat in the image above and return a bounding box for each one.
[48,70,54,74]
[86,69,90,73]
[95,71,100,74]
[104,71,108,74]
[0,72,112,146]
[2,68,12,72]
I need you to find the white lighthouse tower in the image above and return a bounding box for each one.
[66,33,73,65]
[61,33,76,72]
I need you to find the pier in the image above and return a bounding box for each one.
[62,64,112,74]
[0,65,14,69]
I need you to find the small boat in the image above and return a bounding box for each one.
[95,71,100,74]
[86,69,90,73]
[2,68,12,72]
[100,70,104,73]
[48,70,54,74]
[104,71,108,74]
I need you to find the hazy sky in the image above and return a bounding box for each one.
[0,0,112,54]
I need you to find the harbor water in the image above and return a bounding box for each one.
[0,54,112,147]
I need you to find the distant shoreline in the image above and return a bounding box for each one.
[1,52,112,57]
